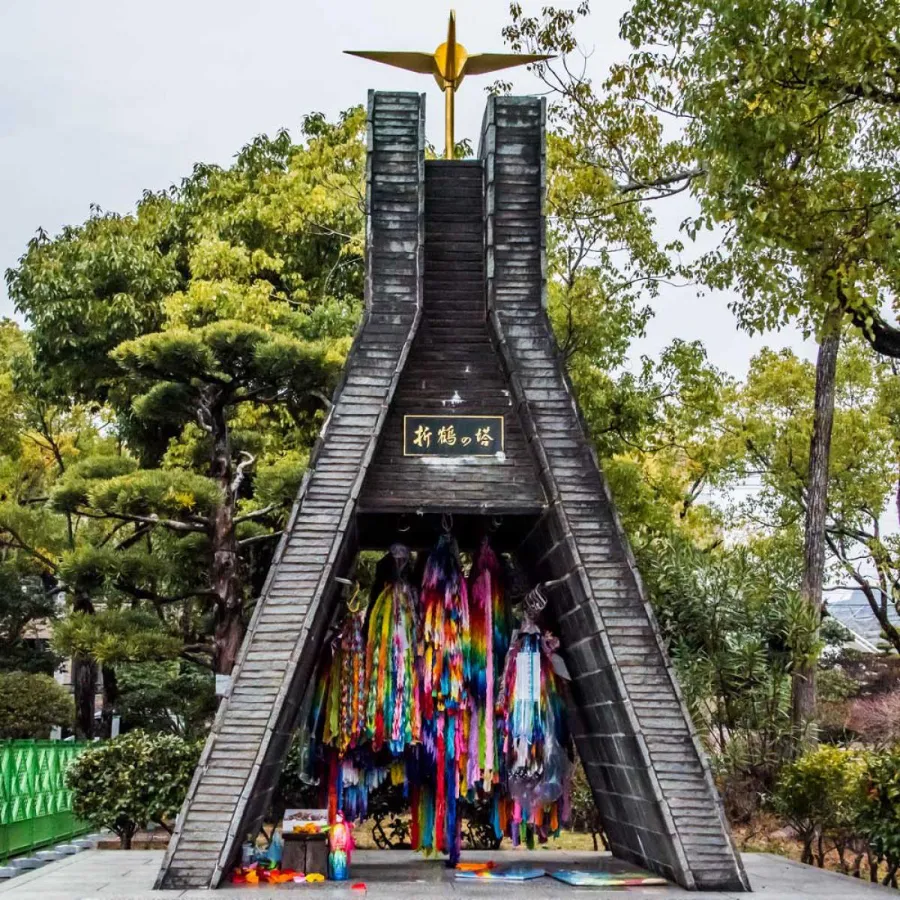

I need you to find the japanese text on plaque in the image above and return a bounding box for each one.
[403,415,505,457]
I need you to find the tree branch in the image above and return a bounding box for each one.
[0,523,58,572]
[230,451,255,495]
[114,581,218,605]
[238,531,283,548]
[234,504,278,525]
[617,166,706,194]
[74,508,208,533]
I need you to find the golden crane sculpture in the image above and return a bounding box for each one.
[345,11,552,159]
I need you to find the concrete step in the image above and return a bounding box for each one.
[52,844,83,855]
[10,857,44,870]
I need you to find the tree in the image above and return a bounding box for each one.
[49,323,341,674]
[509,0,899,747]
[642,534,810,786]
[618,0,900,749]
[774,745,868,868]
[66,730,200,849]
[0,328,116,737]
[3,110,367,727]
[722,339,900,657]
[617,0,900,355]
[115,661,216,741]
[861,746,900,887]
[0,672,74,738]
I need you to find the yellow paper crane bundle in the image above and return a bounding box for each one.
[345,10,553,158]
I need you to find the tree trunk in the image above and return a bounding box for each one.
[100,664,118,738]
[208,404,244,676]
[791,321,841,752]
[72,593,96,739]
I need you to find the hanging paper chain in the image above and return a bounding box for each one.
[497,626,571,845]
[322,609,367,755]
[416,534,471,863]
[467,537,509,793]
[364,577,421,754]
[421,534,470,719]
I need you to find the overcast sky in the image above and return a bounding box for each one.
[0,0,813,377]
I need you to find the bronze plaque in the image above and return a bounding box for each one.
[403,415,505,457]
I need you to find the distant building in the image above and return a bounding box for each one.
[826,588,900,654]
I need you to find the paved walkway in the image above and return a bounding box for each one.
[0,849,896,898]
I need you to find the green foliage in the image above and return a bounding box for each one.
[85,470,222,519]
[0,567,60,674]
[817,667,859,704]
[250,451,307,510]
[642,533,806,782]
[722,338,900,654]
[53,610,183,667]
[2,109,370,687]
[775,745,868,866]
[4,201,181,399]
[7,110,367,403]
[569,760,606,848]
[619,0,900,348]
[66,730,201,848]
[860,746,900,881]
[0,672,74,738]
[115,662,216,741]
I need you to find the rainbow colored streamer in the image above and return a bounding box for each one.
[417,534,470,863]
[467,538,508,793]
[364,575,421,754]
[497,627,570,845]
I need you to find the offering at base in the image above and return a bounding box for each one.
[455,866,546,881]
[283,809,328,835]
[549,869,669,887]
[327,811,355,881]
[455,861,496,872]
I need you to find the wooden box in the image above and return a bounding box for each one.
[282,832,327,876]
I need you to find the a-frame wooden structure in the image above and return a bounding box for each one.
[156,92,750,892]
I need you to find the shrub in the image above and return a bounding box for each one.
[847,694,900,746]
[0,671,74,738]
[773,745,867,867]
[116,661,216,741]
[569,760,607,849]
[860,746,900,888]
[66,730,200,848]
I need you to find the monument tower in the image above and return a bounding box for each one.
[156,15,749,892]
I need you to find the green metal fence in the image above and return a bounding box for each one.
[0,740,91,861]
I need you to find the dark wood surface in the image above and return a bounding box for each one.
[359,160,545,516]
[482,95,748,892]
[159,92,748,896]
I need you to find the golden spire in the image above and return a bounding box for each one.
[345,10,552,159]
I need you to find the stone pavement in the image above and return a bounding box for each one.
[0,849,896,899]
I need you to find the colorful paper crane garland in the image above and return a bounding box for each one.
[306,531,571,862]
[498,625,570,845]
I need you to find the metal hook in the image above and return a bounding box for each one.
[523,576,566,621]
[489,515,502,533]
[397,515,411,534]
[346,583,362,614]
[524,585,548,619]
[441,512,453,535]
